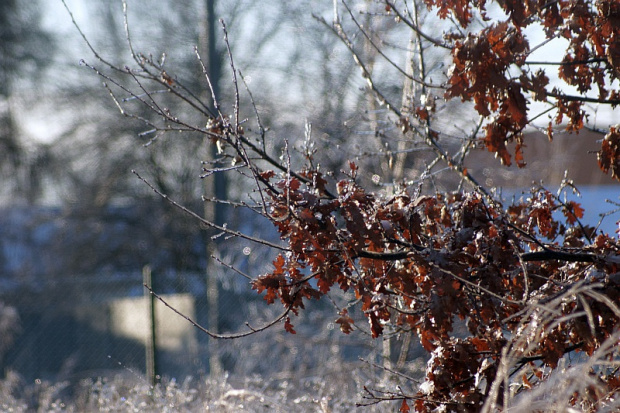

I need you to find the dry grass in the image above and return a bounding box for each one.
[482,281,620,412]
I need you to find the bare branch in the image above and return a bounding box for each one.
[132,170,290,252]
[144,284,296,339]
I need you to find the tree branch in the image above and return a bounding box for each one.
[521,250,597,263]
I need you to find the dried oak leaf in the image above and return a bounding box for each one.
[563,201,585,225]
[483,121,512,166]
[598,126,620,180]
[252,255,287,304]
[335,309,355,334]
[284,316,296,334]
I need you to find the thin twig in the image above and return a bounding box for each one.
[221,20,240,136]
[384,0,449,49]
[132,170,290,251]
[195,46,223,118]
[144,284,295,339]
[341,1,439,89]
[314,13,401,117]
[239,69,267,152]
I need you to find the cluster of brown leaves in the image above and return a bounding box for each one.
[430,0,620,173]
[251,166,620,410]
[598,126,620,180]
[80,0,620,410]
[246,0,620,405]
[233,1,620,409]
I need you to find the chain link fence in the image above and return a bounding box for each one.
[0,206,425,392]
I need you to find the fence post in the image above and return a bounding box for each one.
[143,265,159,386]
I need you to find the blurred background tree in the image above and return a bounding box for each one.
[0,0,400,384]
[0,0,54,203]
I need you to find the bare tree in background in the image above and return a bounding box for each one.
[0,0,54,204]
[0,302,20,376]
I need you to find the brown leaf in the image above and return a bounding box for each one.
[564,201,585,225]
[284,316,297,334]
[335,309,355,335]
[598,126,620,180]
